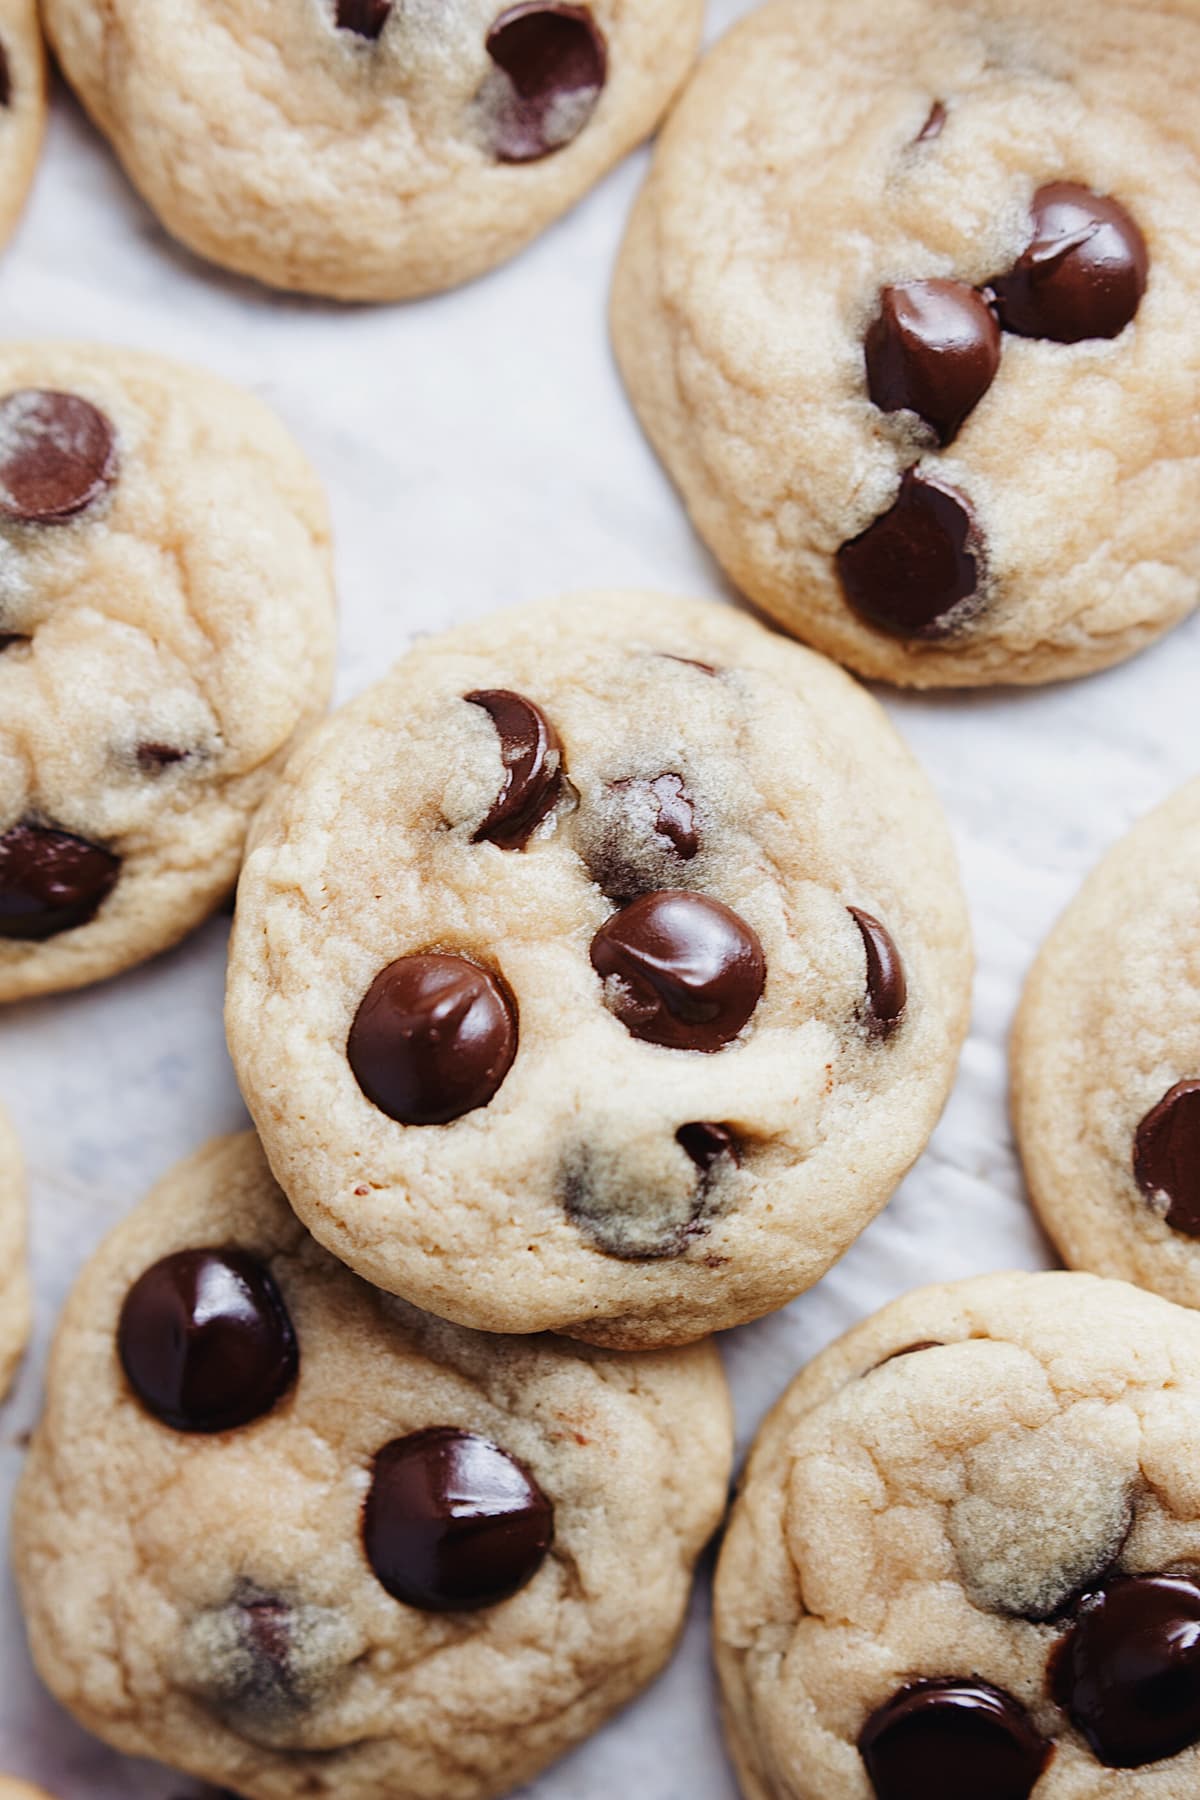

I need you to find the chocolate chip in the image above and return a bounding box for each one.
[849,907,907,1039]
[1051,1573,1200,1768]
[611,774,699,861]
[676,1122,738,1173]
[916,100,946,143]
[136,742,189,772]
[467,689,564,848]
[118,1249,299,1434]
[991,183,1149,344]
[1134,1081,1200,1236]
[837,469,985,639]
[335,0,391,36]
[0,633,27,652]
[865,281,1001,445]
[484,4,607,164]
[363,1428,553,1612]
[590,890,765,1052]
[859,1679,1052,1800]
[348,953,517,1126]
[0,43,10,109]
[0,391,119,524]
[0,822,120,940]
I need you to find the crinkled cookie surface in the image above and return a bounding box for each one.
[0,1100,27,1400]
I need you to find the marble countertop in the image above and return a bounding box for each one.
[1,4,1197,1795]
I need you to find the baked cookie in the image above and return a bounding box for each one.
[1013,779,1200,1312]
[0,1100,29,1399]
[0,1,44,253]
[42,0,704,303]
[612,0,1200,688]
[13,1132,732,1800]
[716,1270,1200,1798]
[227,591,972,1350]
[0,1784,57,1800]
[0,343,336,1001]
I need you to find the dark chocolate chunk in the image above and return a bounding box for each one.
[676,1121,738,1174]
[118,1249,299,1434]
[991,183,1149,343]
[467,689,563,848]
[348,953,517,1125]
[0,822,120,940]
[866,280,1001,445]
[363,1428,553,1611]
[0,633,27,652]
[1051,1573,1200,1767]
[837,469,985,639]
[1134,1081,1200,1236]
[590,890,765,1051]
[335,0,391,37]
[0,390,118,524]
[859,1678,1053,1799]
[849,907,907,1038]
[484,4,607,163]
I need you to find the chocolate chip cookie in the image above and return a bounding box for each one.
[42,0,703,302]
[612,0,1200,688]
[0,1,44,255]
[13,1131,732,1800]
[226,591,972,1349]
[1013,779,1200,1313]
[716,1270,1200,1799]
[0,1101,28,1399]
[0,343,336,1001]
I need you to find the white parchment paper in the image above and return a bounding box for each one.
[1,4,1197,1793]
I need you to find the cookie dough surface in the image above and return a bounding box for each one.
[226,592,972,1349]
[612,0,1200,688]
[0,0,43,253]
[42,0,704,302]
[0,343,336,1001]
[716,1270,1200,1799]
[1014,779,1200,1310]
[13,1132,732,1800]
[0,1101,28,1400]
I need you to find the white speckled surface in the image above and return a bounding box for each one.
[1,6,1197,1796]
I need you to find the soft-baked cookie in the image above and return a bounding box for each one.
[0,343,336,1001]
[612,0,1200,688]
[1013,779,1200,1313]
[42,0,704,303]
[0,1100,29,1399]
[716,1270,1200,1799]
[227,591,972,1349]
[0,1,44,253]
[13,1131,731,1800]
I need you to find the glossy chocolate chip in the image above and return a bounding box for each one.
[1052,1573,1200,1767]
[916,100,946,142]
[0,391,118,524]
[991,183,1148,343]
[467,689,563,848]
[485,4,607,163]
[348,953,517,1125]
[859,1678,1052,1800]
[676,1122,738,1173]
[335,0,391,36]
[591,890,765,1051]
[364,1428,553,1612]
[0,822,120,940]
[118,1249,299,1434]
[612,773,699,861]
[837,469,985,639]
[866,281,1001,445]
[849,907,907,1039]
[1134,1081,1200,1236]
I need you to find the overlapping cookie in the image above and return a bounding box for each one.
[227,592,971,1349]
[0,0,43,254]
[0,1100,28,1398]
[1014,778,1200,1312]
[42,0,704,302]
[13,1132,731,1800]
[613,0,1200,687]
[716,1271,1200,1798]
[0,344,336,1000]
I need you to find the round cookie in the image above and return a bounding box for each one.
[1013,779,1200,1311]
[716,1270,1200,1799]
[227,591,972,1349]
[0,343,336,1001]
[0,1101,28,1399]
[42,0,704,303]
[13,1131,732,1800]
[0,1,45,253]
[611,0,1200,688]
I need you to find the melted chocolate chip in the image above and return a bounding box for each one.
[363,1428,553,1612]
[916,100,947,143]
[0,43,10,110]
[590,890,766,1052]
[859,1679,1052,1800]
[1051,1573,1200,1767]
[991,183,1149,343]
[118,1249,299,1434]
[0,822,120,940]
[849,907,907,1039]
[837,469,985,639]
[485,4,607,163]
[136,742,189,772]
[676,1122,738,1173]
[467,689,563,848]
[866,281,1001,445]
[0,391,119,524]
[612,773,699,861]
[348,953,517,1125]
[1134,1081,1200,1236]
[335,0,391,36]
